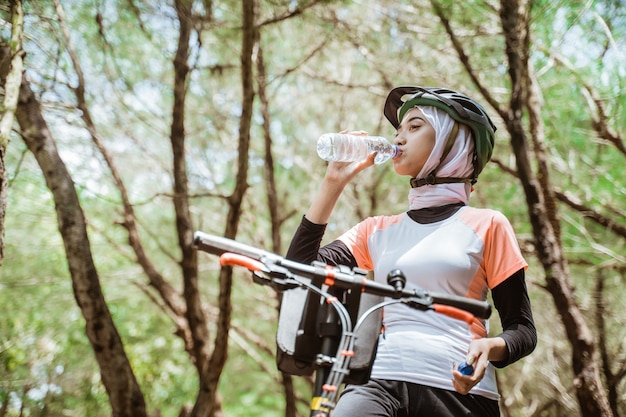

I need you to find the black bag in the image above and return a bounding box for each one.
[275,276,383,385]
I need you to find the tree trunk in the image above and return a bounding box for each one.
[198,0,257,415]
[167,1,215,416]
[0,1,25,267]
[499,1,613,416]
[0,49,147,417]
[254,25,299,417]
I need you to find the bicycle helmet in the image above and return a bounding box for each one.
[384,86,496,184]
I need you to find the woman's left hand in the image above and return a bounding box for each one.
[452,336,507,395]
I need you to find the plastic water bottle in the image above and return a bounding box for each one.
[316,133,399,164]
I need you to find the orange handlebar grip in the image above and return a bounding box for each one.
[219,252,265,272]
[432,304,475,325]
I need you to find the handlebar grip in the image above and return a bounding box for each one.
[432,304,475,325]
[220,253,266,272]
[429,292,491,320]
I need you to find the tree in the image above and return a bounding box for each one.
[497,1,611,415]
[0,40,148,417]
[0,0,24,267]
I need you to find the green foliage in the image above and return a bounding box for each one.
[1,0,624,416]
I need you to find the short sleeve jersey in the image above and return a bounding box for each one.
[337,206,527,400]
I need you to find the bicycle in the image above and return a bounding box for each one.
[194,231,492,417]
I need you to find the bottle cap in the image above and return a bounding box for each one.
[457,361,474,375]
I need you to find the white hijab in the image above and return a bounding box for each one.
[408,106,475,210]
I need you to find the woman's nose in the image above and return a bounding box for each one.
[394,135,405,146]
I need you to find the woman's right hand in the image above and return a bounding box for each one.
[305,131,376,224]
[321,130,376,186]
[322,154,376,186]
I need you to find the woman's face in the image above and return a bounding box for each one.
[392,107,436,178]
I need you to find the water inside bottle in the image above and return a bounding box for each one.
[317,133,398,164]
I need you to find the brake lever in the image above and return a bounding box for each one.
[401,295,433,311]
[251,269,301,292]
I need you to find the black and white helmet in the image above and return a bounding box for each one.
[384,86,496,182]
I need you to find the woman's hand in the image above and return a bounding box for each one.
[305,130,376,224]
[322,154,376,186]
[321,130,376,185]
[452,336,507,395]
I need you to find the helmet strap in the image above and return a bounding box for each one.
[410,175,473,188]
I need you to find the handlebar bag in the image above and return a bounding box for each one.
[275,281,383,385]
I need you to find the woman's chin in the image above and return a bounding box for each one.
[392,161,416,178]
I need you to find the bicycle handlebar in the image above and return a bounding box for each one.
[195,231,491,320]
[196,231,493,416]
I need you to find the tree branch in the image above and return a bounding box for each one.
[53,0,188,322]
[549,51,625,157]
[493,157,626,241]
[430,0,507,123]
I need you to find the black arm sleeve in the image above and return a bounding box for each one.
[286,216,358,268]
[490,268,537,368]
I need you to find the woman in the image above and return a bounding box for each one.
[286,86,537,416]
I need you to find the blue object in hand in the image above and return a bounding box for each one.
[457,361,474,375]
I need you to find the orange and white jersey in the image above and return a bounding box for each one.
[337,206,527,400]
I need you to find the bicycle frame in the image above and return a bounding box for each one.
[194,231,492,417]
